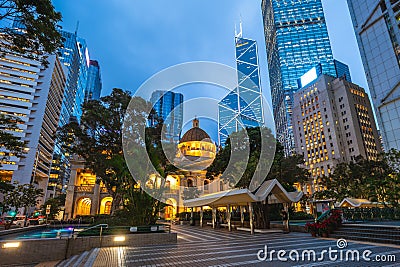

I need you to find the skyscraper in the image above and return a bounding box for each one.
[85,60,102,101]
[49,30,90,194]
[347,0,400,151]
[0,52,66,204]
[261,0,345,155]
[149,90,184,142]
[218,31,264,146]
[293,73,381,194]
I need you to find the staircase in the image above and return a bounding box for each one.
[331,224,400,245]
[55,248,100,267]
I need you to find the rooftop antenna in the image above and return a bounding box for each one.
[75,21,80,35]
[235,18,243,39]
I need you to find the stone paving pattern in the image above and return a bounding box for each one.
[89,225,400,266]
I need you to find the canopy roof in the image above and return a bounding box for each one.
[338,198,386,208]
[184,179,303,208]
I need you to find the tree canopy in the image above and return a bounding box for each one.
[0,114,26,168]
[314,150,400,207]
[0,0,63,64]
[59,88,173,225]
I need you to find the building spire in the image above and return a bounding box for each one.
[235,19,243,39]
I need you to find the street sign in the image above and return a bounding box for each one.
[46,209,50,215]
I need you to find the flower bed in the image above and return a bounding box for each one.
[305,209,342,237]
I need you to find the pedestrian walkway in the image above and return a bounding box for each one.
[57,224,400,266]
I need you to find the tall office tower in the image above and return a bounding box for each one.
[218,31,264,146]
[149,90,184,143]
[293,73,381,194]
[85,60,102,101]
[347,0,400,151]
[49,30,90,195]
[0,53,66,203]
[261,0,352,155]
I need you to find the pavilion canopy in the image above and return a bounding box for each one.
[184,179,303,208]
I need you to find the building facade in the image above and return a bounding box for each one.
[50,30,90,195]
[64,118,226,220]
[293,74,382,195]
[218,33,264,146]
[149,90,183,143]
[85,60,102,101]
[0,53,66,203]
[347,0,400,151]
[261,0,352,155]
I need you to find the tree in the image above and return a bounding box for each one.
[41,194,65,220]
[0,0,63,65]
[59,89,173,225]
[0,114,26,168]
[206,127,308,229]
[314,150,400,207]
[2,182,43,229]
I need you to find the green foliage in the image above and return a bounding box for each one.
[0,0,63,65]
[59,89,171,225]
[2,182,43,226]
[41,194,65,219]
[207,127,308,190]
[0,114,26,167]
[314,150,400,207]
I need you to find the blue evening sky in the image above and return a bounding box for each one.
[52,0,368,142]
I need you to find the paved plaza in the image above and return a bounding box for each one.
[68,225,400,267]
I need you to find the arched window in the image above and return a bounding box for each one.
[187,179,193,187]
[204,180,209,191]
[104,201,112,215]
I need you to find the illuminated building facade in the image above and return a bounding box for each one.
[149,90,183,142]
[218,32,264,146]
[0,53,66,204]
[261,0,352,155]
[64,156,112,219]
[293,74,382,195]
[347,0,400,151]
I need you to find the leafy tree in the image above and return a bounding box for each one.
[314,150,400,207]
[59,89,173,225]
[41,194,65,220]
[0,114,26,168]
[2,182,43,229]
[0,0,63,65]
[206,127,308,229]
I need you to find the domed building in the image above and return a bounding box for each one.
[161,118,228,220]
[175,118,216,171]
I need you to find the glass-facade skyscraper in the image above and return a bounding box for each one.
[149,90,184,143]
[49,30,90,194]
[261,0,338,155]
[347,0,400,151]
[85,60,102,101]
[218,34,264,146]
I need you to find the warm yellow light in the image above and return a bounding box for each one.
[114,236,125,242]
[2,242,20,248]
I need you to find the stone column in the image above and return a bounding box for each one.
[226,204,232,231]
[91,182,100,215]
[240,206,245,227]
[64,167,78,219]
[212,207,217,229]
[249,203,254,235]
[200,207,203,227]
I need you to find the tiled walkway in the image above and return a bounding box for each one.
[90,225,400,266]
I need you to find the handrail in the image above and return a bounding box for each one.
[73,223,108,237]
[316,209,331,222]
